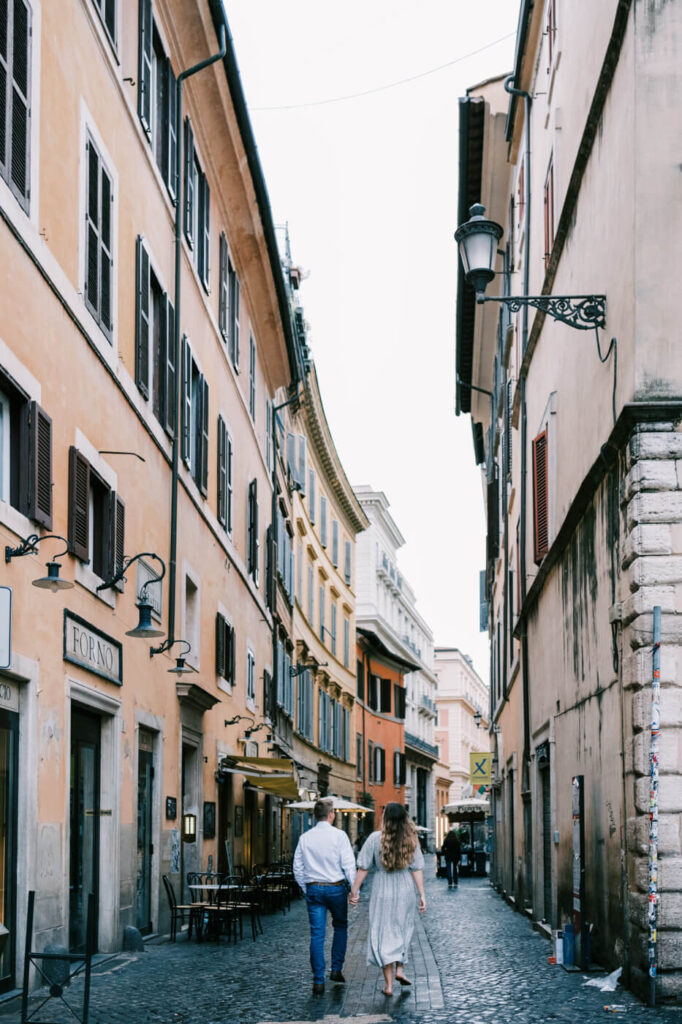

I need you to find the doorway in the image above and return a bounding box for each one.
[70,708,101,952]
[0,709,18,993]
[136,730,155,934]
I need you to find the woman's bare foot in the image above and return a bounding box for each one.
[381,988,393,996]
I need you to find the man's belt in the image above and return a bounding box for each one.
[307,880,345,887]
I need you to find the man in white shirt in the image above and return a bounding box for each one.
[293,797,357,995]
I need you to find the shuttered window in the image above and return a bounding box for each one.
[247,650,255,701]
[331,520,339,567]
[84,134,114,338]
[215,611,235,683]
[343,617,350,668]
[249,335,256,419]
[247,478,259,583]
[92,0,116,47]
[356,659,365,702]
[380,677,392,714]
[374,746,385,784]
[133,238,175,428]
[217,415,232,533]
[393,751,406,786]
[393,683,406,720]
[228,255,240,368]
[138,5,177,200]
[367,740,374,783]
[0,0,32,211]
[308,470,316,524]
[330,602,337,656]
[486,470,499,563]
[219,232,228,341]
[318,583,325,641]
[367,674,378,711]
[68,446,124,583]
[180,337,208,493]
[0,381,52,528]
[320,495,327,547]
[544,156,554,266]
[532,428,549,562]
[343,707,350,762]
[344,540,351,585]
[505,379,513,480]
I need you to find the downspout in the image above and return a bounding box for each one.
[504,71,532,900]
[168,26,227,646]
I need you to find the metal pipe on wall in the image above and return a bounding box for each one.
[649,605,662,1006]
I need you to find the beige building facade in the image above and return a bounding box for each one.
[456,0,682,997]
[434,648,489,803]
[0,0,305,989]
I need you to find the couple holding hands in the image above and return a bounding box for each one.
[292,799,426,997]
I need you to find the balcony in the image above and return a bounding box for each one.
[405,731,439,760]
[419,695,437,717]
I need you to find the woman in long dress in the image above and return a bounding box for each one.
[349,803,426,996]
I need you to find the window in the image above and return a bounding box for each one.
[307,563,313,623]
[393,751,406,787]
[0,0,32,211]
[374,746,385,784]
[343,707,350,762]
[308,470,316,524]
[543,156,554,266]
[532,429,549,562]
[509,568,515,666]
[181,337,208,494]
[297,539,302,603]
[247,649,255,702]
[356,659,365,702]
[367,674,378,711]
[249,335,256,420]
[276,642,294,716]
[220,240,240,368]
[393,684,406,720]
[367,740,374,783]
[344,540,351,585]
[517,157,525,232]
[320,495,328,547]
[265,399,272,471]
[247,478,259,583]
[183,118,210,291]
[379,677,392,714]
[0,373,51,527]
[84,134,114,337]
[504,379,513,482]
[68,447,124,583]
[297,436,307,496]
[215,612,235,684]
[331,520,339,567]
[135,237,176,435]
[137,558,162,618]
[330,602,337,657]
[276,508,294,603]
[297,668,313,740]
[216,415,233,533]
[137,2,177,198]
[319,691,330,752]
[92,0,116,46]
[343,617,350,668]
[318,583,325,641]
[356,734,363,779]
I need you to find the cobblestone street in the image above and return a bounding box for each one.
[5,867,682,1024]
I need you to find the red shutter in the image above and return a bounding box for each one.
[532,429,549,562]
[26,401,52,529]
[68,447,90,562]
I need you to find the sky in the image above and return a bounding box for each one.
[224,2,519,684]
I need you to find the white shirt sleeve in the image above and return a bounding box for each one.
[293,837,306,893]
[339,831,357,887]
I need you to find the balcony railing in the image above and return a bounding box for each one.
[405,731,439,759]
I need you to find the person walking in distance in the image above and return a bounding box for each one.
[442,823,461,889]
[293,798,357,995]
[348,803,426,997]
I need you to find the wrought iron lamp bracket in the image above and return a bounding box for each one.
[5,534,70,563]
[95,551,165,593]
[478,293,606,331]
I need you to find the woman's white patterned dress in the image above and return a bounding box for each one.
[356,830,424,967]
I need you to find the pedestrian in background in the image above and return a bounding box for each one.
[293,798,357,995]
[442,824,461,889]
[349,802,426,997]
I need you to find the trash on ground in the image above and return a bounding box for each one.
[604,1005,627,1013]
[584,967,623,991]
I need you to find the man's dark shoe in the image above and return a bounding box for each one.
[330,970,345,983]
[312,982,325,995]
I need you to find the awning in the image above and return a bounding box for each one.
[285,796,369,814]
[442,798,490,821]
[217,756,300,801]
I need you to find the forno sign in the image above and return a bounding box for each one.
[64,611,122,685]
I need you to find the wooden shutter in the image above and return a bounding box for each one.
[393,683,406,720]
[201,175,210,291]
[215,612,226,677]
[106,491,125,591]
[219,233,228,339]
[165,297,176,435]
[226,432,233,532]
[25,401,52,529]
[99,163,113,332]
[2,0,31,209]
[217,415,226,527]
[247,479,256,574]
[199,376,209,495]
[228,624,235,683]
[137,0,153,138]
[135,236,150,397]
[380,677,392,714]
[356,660,364,701]
[533,429,549,562]
[166,58,177,200]
[181,336,191,465]
[84,138,100,319]
[486,472,499,562]
[320,496,327,546]
[264,525,273,609]
[479,569,488,632]
[332,520,339,566]
[230,270,240,367]
[68,446,90,562]
[505,379,513,479]
[344,540,351,584]
[368,740,374,783]
[400,753,406,786]
[183,118,194,247]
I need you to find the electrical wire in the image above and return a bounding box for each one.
[250,31,516,111]
[593,326,618,428]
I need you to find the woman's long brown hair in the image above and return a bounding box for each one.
[379,802,418,871]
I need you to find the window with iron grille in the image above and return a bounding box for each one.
[84,134,114,338]
[0,0,32,211]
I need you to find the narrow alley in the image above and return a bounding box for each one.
[6,869,681,1024]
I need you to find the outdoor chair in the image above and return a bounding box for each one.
[162,875,198,942]
[220,876,262,941]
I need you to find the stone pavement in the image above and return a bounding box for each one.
[3,865,682,1023]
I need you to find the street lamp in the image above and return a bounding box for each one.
[473,709,482,729]
[149,637,196,676]
[455,204,606,330]
[5,534,75,591]
[96,551,166,638]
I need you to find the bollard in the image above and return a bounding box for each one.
[555,930,564,965]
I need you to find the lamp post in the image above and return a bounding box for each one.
[455,204,606,330]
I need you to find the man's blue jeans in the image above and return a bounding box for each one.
[305,883,348,983]
[445,858,459,886]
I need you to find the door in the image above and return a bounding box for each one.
[0,710,18,994]
[541,765,552,922]
[136,731,154,934]
[70,708,101,952]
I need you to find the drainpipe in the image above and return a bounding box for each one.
[504,72,532,900]
[168,25,227,646]
[648,605,661,1007]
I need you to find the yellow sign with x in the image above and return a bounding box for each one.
[470,752,492,784]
